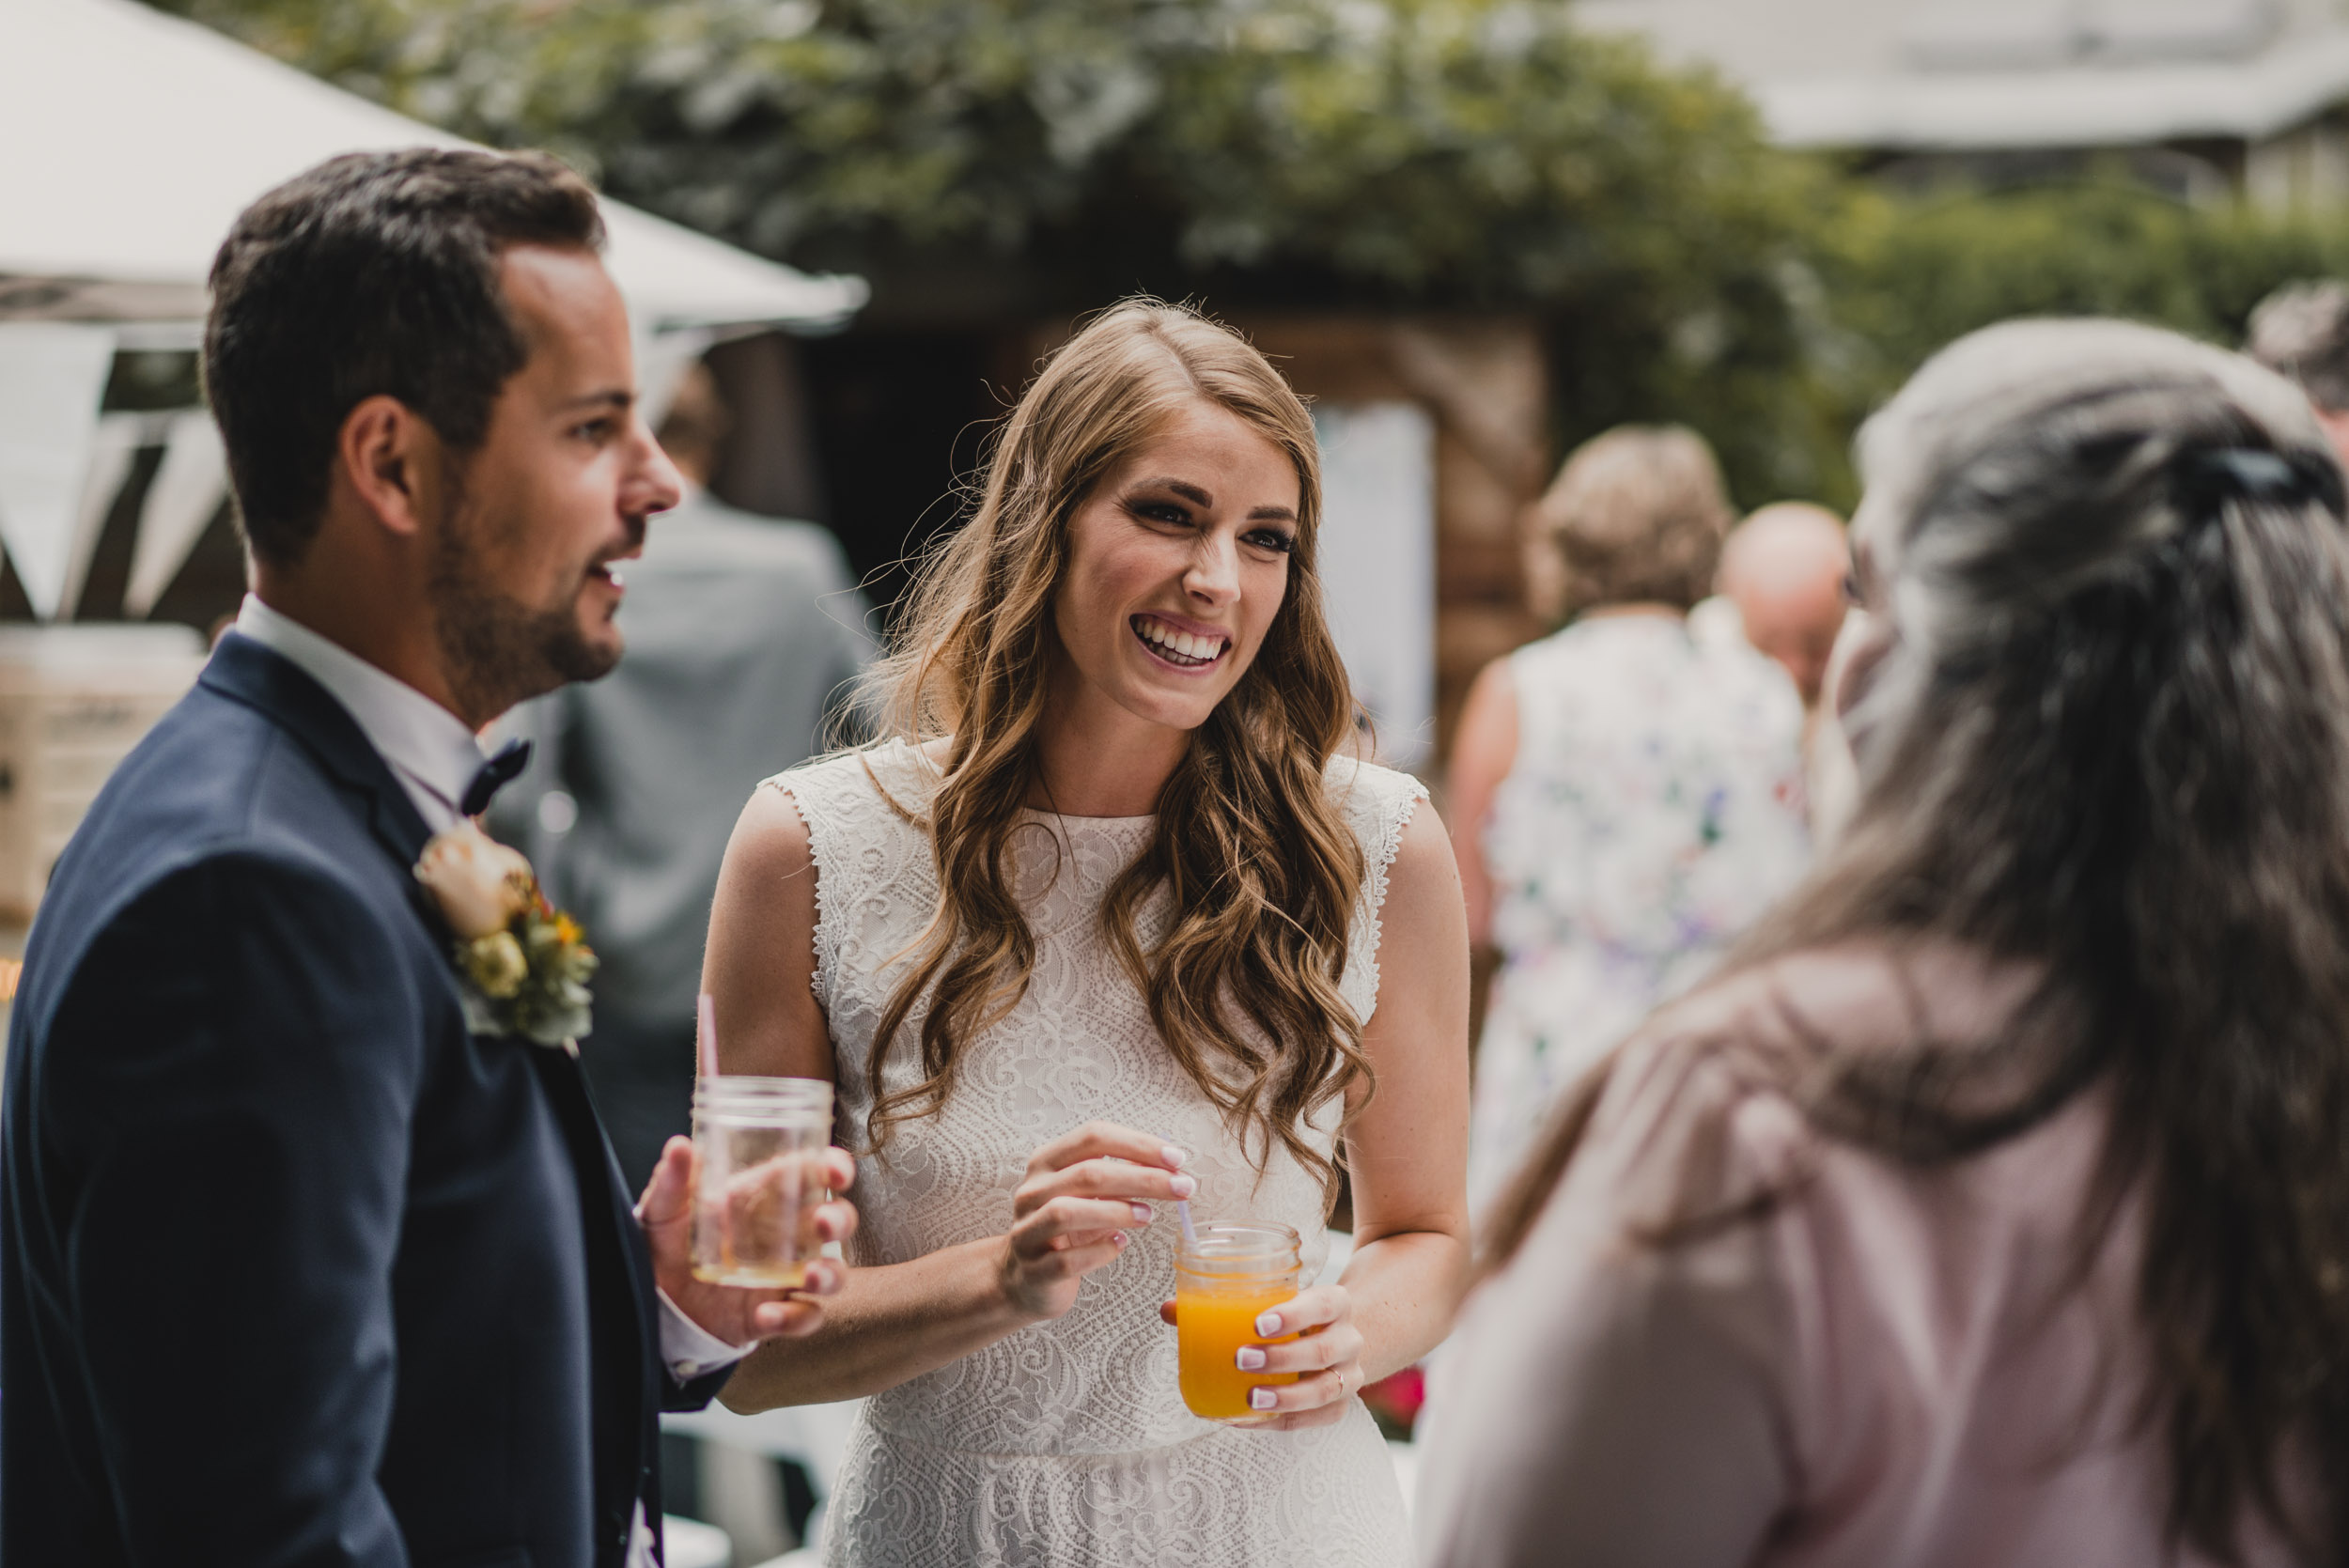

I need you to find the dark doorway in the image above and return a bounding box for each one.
[797,331,1004,632]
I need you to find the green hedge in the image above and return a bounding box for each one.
[152,0,2349,514]
[1795,182,2349,504]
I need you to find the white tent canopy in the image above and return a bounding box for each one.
[0,0,865,329]
[0,0,867,618]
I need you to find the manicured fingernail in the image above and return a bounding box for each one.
[1161,1144,1189,1169]
[1255,1311,1283,1337]
[1169,1173,1197,1199]
[1130,1203,1154,1222]
[1112,1231,1130,1247]
[1250,1388,1277,1410]
[1236,1346,1267,1371]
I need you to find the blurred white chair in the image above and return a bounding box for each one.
[663,1398,864,1561]
[661,1514,732,1568]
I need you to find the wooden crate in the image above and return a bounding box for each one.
[0,624,206,924]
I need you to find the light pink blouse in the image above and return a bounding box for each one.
[1417,946,2293,1568]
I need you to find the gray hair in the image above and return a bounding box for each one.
[1523,425,1733,622]
[2245,279,2349,414]
[1844,318,2339,786]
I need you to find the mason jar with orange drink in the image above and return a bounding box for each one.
[1174,1220,1303,1421]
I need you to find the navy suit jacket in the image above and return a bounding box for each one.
[0,634,726,1568]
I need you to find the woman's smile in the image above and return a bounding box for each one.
[1130,612,1232,672]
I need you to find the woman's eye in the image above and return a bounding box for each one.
[1245,529,1298,555]
[1133,502,1190,526]
[1842,571,1861,605]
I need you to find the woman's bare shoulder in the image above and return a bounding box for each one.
[728,783,817,879]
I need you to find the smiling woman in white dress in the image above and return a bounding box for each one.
[701,300,1472,1567]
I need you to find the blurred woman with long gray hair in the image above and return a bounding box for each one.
[1419,319,2349,1566]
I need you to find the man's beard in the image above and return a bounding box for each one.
[428,495,616,722]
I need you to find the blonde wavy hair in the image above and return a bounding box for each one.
[1524,424,1734,622]
[863,299,1370,1205]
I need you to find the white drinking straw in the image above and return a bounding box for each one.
[1174,1198,1198,1247]
[697,992,722,1081]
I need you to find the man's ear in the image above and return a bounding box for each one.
[336,395,443,539]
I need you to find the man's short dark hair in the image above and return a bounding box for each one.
[203,148,606,567]
[2247,280,2349,414]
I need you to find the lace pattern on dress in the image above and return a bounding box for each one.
[1326,753,1431,1026]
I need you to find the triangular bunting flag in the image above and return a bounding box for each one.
[636,326,714,431]
[0,323,117,619]
[59,412,143,621]
[125,412,227,618]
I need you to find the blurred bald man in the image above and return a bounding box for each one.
[1692,502,1859,840]
[1718,502,1849,707]
[2247,280,2349,471]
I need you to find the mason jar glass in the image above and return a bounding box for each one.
[689,1075,834,1289]
[1174,1220,1302,1421]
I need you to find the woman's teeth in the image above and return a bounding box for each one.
[1133,616,1225,668]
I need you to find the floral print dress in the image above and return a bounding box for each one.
[1466,613,1812,1219]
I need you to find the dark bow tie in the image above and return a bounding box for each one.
[461,737,533,817]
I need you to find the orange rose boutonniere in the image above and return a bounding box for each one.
[413,820,596,1047]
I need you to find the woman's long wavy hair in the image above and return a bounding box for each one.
[861,299,1368,1206]
[1488,319,2349,1562]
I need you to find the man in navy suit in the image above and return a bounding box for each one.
[0,147,855,1567]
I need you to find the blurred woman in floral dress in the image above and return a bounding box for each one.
[1447,426,1810,1219]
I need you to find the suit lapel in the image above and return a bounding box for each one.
[531,1045,659,1552]
[199,634,442,921]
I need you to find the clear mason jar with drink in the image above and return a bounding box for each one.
[689,1075,835,1289]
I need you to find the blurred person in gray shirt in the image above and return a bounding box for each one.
[491,364,874,1188]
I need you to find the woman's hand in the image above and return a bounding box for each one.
[1159,1283,1367,1430]
[1000,1121,1197,1322]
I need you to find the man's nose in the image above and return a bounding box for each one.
[630,414,685,517]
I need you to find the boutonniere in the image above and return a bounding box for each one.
[412,819,596,1048]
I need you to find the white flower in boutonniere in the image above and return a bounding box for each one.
[413,820,597,1048]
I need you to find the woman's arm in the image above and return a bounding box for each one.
[1340,803,1474,1374]
[703,787,1190,1410]
[1231,803,1474,1427]
[1446,659,1517,950]
[700,786,832,1083]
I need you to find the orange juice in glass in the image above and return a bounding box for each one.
[1175,1221,1302,1421]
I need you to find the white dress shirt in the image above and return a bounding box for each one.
[233,596,748,1563]
[234,595,489,832]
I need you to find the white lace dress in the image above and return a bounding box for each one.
[770,739,1425,1568]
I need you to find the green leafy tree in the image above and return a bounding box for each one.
[158,0,1856,502]
[155,1,2349,512]
[1830,179,2349,374]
